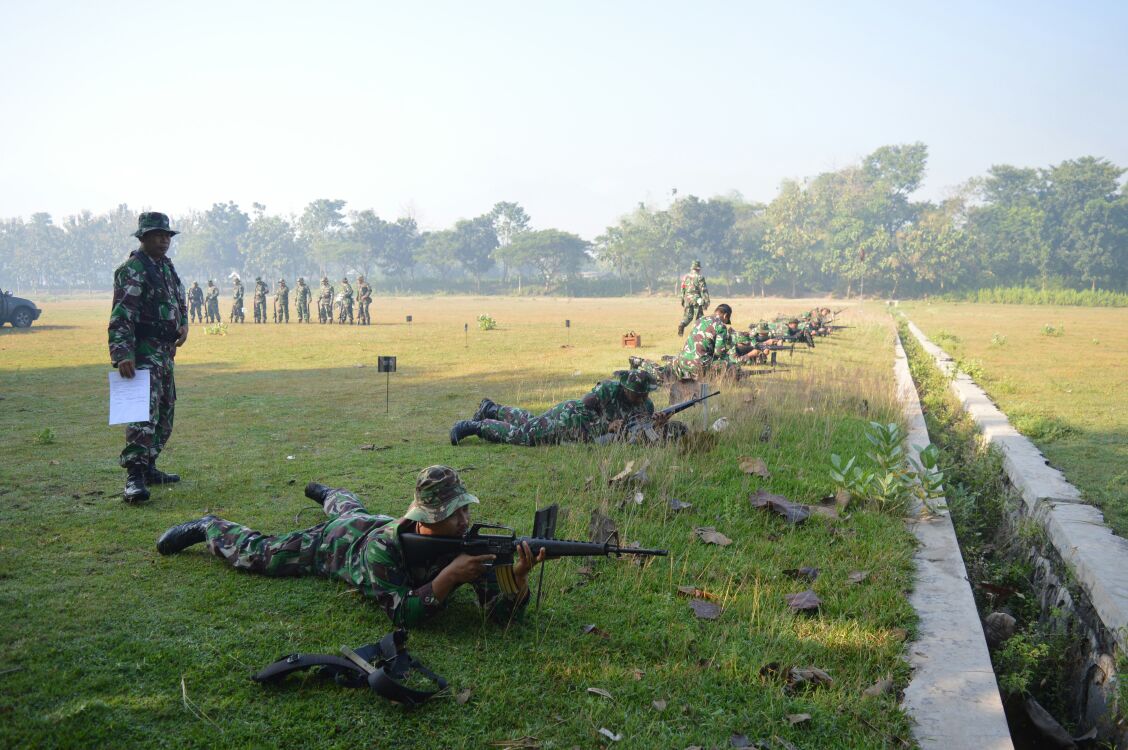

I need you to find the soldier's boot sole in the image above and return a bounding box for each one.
[450,420,482,445]
[304,482,333,506]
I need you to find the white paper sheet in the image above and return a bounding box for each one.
[108,369,151,425]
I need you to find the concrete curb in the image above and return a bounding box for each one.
[905,320,1128,652]
[894,333,1014,749]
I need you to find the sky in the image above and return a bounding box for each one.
[1,0,1126,238]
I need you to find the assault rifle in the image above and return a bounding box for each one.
[400,504,667,593]
[594,389,720,445]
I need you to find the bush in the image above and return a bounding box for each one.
[33,428,56,445]
[476,314,497,331]
[944,286,1128,307]
[1040,322,1065,337]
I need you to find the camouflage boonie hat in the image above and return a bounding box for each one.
[405,465,479,523]
[756,323,770,333]
[341,277,349,283]
[298,277,305,283]
[788,318,799,325]
[133,212,179,238]
[734,330,753,346]
[691,259,701,269]
[620,369,658,394]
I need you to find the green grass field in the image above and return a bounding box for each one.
[0,296,917,749]
[899,302,1128,536]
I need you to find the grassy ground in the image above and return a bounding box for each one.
[899,301,1128,536]
[1,296,916,749]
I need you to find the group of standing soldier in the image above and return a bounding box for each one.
[190,274,374,325]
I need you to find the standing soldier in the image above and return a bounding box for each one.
[108,212,188,504]
[204,280,221,323]
[187,282,204,323]
[273,278,290,323]
[677,260,710,336]
[338,276,354,325]
[253,276,269,324]
[230,276,245,323]
[318,276,334,324]
[357,275,372,325]
[294,277,312,323]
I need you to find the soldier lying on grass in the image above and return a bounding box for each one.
[156,466,545,626]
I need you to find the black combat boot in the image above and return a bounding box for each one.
[146,459,181,485]
[123,466,150,504]
[677,323,685,337]
[473,398,499,421]
[305,482,333,506]
[450,420,483,445]
[156,515,217,555]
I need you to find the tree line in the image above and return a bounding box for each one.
[1,144,1125,296]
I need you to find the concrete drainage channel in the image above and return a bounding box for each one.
[896,319,1128,748]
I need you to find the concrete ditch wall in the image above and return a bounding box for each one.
[894,334,1014,749]
[905,319,1128,744]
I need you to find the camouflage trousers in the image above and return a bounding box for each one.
[318,299,332,323]
[357,300,371,325]
[478,401,596,446]
[120,365,175,470]
[230,300,244,323]
[296,300,310,322]
[338,302,353,325]
[189,301,203,323]
[204,489,393,579]
[206,300,221,323]
[678,304,706,333]
[273,299,289,323]
[630,356,676,384]
[253,297,267,323]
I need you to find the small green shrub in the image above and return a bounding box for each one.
[204,323,228,336]
[477,314,498,331]
[952,357,987,381]
[33,427,56,445]
[933,329,962,347]
[995,632,1050,695]
[1040,322,1065,337]
[1011,413,1077,443]
[990,333,1007,347]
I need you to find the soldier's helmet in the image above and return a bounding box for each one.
[208,279,215,285]
[801,312,811,319]
[278,278,285,283]
[297,277,305,283]
[132,211,179,238]
[341,277,349,283]
[788,318,800,325]
[691,260,701,270]
[404,465,480,524]
[621,369,659,395]
[255,276,262,281]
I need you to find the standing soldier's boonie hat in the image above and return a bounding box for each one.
[133,212,179,238]
[405,466,479,523]
[691,260,701,270]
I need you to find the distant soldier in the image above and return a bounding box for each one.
[273,278,290,323]
[318,276,334,324]
[294,277,312,323]
[204,280,221,323]
[108,212,188,503]
[230,276,245,323]
[677,260,710,336]
[253,277,269,324]
[187,282,204,323]
[338,277,354,325]
[673,303,742,379]
[357,275,372,325]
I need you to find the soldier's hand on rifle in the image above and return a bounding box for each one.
[653,412,670,427]
[512,541,547,592]
[445,553,496,584]
[608,419,624,433]
[176,325,189,347]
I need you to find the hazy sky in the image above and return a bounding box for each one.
[2,1,1125,238]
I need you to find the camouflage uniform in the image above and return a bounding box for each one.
[230,279,245,323]
[253,278,269,323]
[338,278,354,324]
[477,399,600,446]
[677,261,710,336]
[294,278,312,323]
[357,277,372,325]
[587,372,656,435]
[204,281,221,323]
[318,278,334,324]
[187,282,204,323]
[673,313,741,379]
[195,467,528,626]
[108,213,187,473]
[273,279,289,323]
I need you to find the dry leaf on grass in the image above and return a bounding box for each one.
[738,456,771,479]
[587,687,613,700]
[455,687,473,704]
[749,490,810,525]
[652,699,667,711]
[693,526,733,546]
[890,627,909,642]
[608,458,650,487]
[787,713,811,726]
[862,676,894,697]
[581,623,610,639]
[668,497,693,512]
[489,737,540,749]
[847,570,869,585]
[788,666,833,689]
[689,598,722,620]
[632,490,644,505]
[783,567,820,582]
[677,585,719,600]
[589,510,618,544]
[597,728,622,742]
[631,668,644,681]
[785,589,822,613]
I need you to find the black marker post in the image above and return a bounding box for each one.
[378,355,397,413]
[565,318,570,345]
